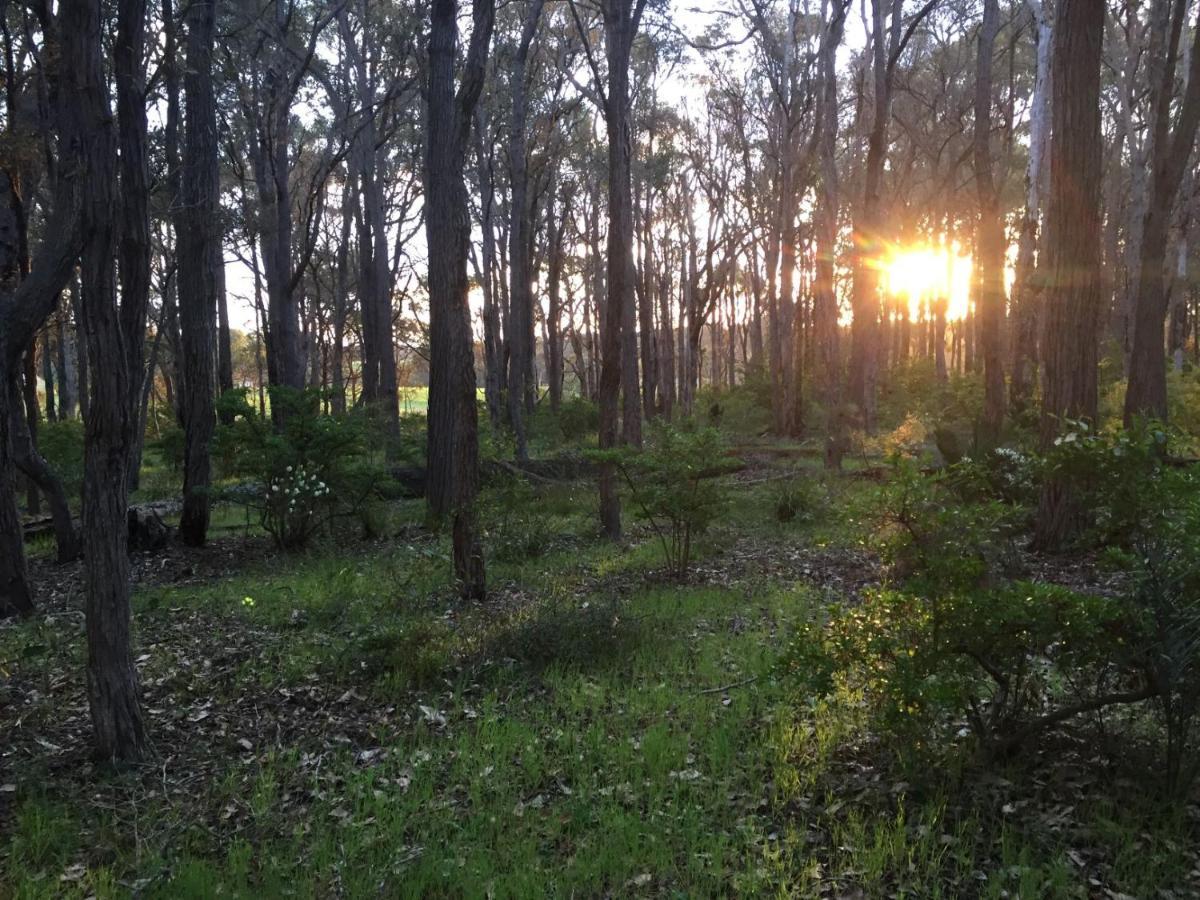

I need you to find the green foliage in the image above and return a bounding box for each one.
[594,424,738,576]
[213,387,388,549]
[787,584,1132,756]
[483,475,554,564]
[1039,418,1173,546]
[555,396,600,444]
[696,379,772,436]
[34,419,84,497]
[476,593,638,673]
[774,476,828,525]
[878,358,983,436]
[876,457,1021,595]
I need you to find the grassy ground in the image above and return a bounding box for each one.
[2,449,1197,898]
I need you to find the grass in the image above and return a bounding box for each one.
[3,446,1197,897]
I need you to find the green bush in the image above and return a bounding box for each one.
[696,379,772,436]
[213,387,388,549]
[596,424,739,576]
[876,457,1021,595]
[774,477,827,525]
[557,396,600,444]
[786,583,1132,756]
[35,419,85,497]
[1036,419,1183,548]
[482,474,555,564]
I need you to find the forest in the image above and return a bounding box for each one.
[3,0,1200,894]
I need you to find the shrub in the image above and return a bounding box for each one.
[875,457,1022,595]
[213,387,388,549]
[35,420,85,497]
[483,475,555,564]
[557,396,600,444]
[774,477,827,525]
[696,380,772,436]
[789,583,1134,756]
[476,593,637,673]
[596,424,739,576]
[1035,418,1187,548]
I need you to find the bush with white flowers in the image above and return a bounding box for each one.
[215,386,392,549]
[263,462,333,549]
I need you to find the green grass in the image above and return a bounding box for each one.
[2,459,1196,898]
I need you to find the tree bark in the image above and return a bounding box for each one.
[177,0,220,546]
[425,0,492,599]
[974,0,1007,445]
[1009,0,1051,412]
[506,0,545,461]
[68,0,149,762]
[1034,0,1105,550]
[1124,0,1200,424]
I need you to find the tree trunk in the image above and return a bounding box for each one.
[474,113,504,431]
[1010,0,1051,411]
[597,0,645,537]
[815,0,848,467]
[425,0,492,599]
[1125,0,1200,424]
[177,0,219,546]
[1034,0,1105,550]
[974,0,1007,445]
[547,197,566,411]
[69,0,149,762]
[505,0,545,461]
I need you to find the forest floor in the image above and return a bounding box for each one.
[2,446,1199,898]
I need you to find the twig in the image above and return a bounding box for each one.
[696,675,759,695]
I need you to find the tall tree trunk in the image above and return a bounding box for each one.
[547,197,566,411]
[815,0,848,467]
[42,329,56,422]
[1124,0,1200,423]
[475,113,503,431]
[1009,0,1051,411]
[57,304,77,419]
[425,0,492,599]
[506,0,544,461]
[974,0,1007,444]
[70,0,149,761]
[596,0,647,537]
[1034,0,1105,550]
[177,0,219,546]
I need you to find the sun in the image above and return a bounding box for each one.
[882,244,973,322]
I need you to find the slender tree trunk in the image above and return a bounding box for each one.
[69,0,149,762]
[1010,0,1051,411]
[177,0,219,546]
[506,0,544,461]
[425,0,492,599]
[974,0,1006,444]
[815,0,848,467]
[475,114,503,430]
[1125,0,1200,423]
[547,197,566,411]
[1034,0,1105,550]
[597,0,645,537]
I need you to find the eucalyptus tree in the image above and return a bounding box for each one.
[224,0,342,401]
[1035,0,1105,548]
[567,0,652,538]
[425,0,495,599]
[973,0,1006,443]
[1123,0,1200,424]
[177,0,221,546]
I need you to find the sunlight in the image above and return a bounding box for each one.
[882,244,974,322]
